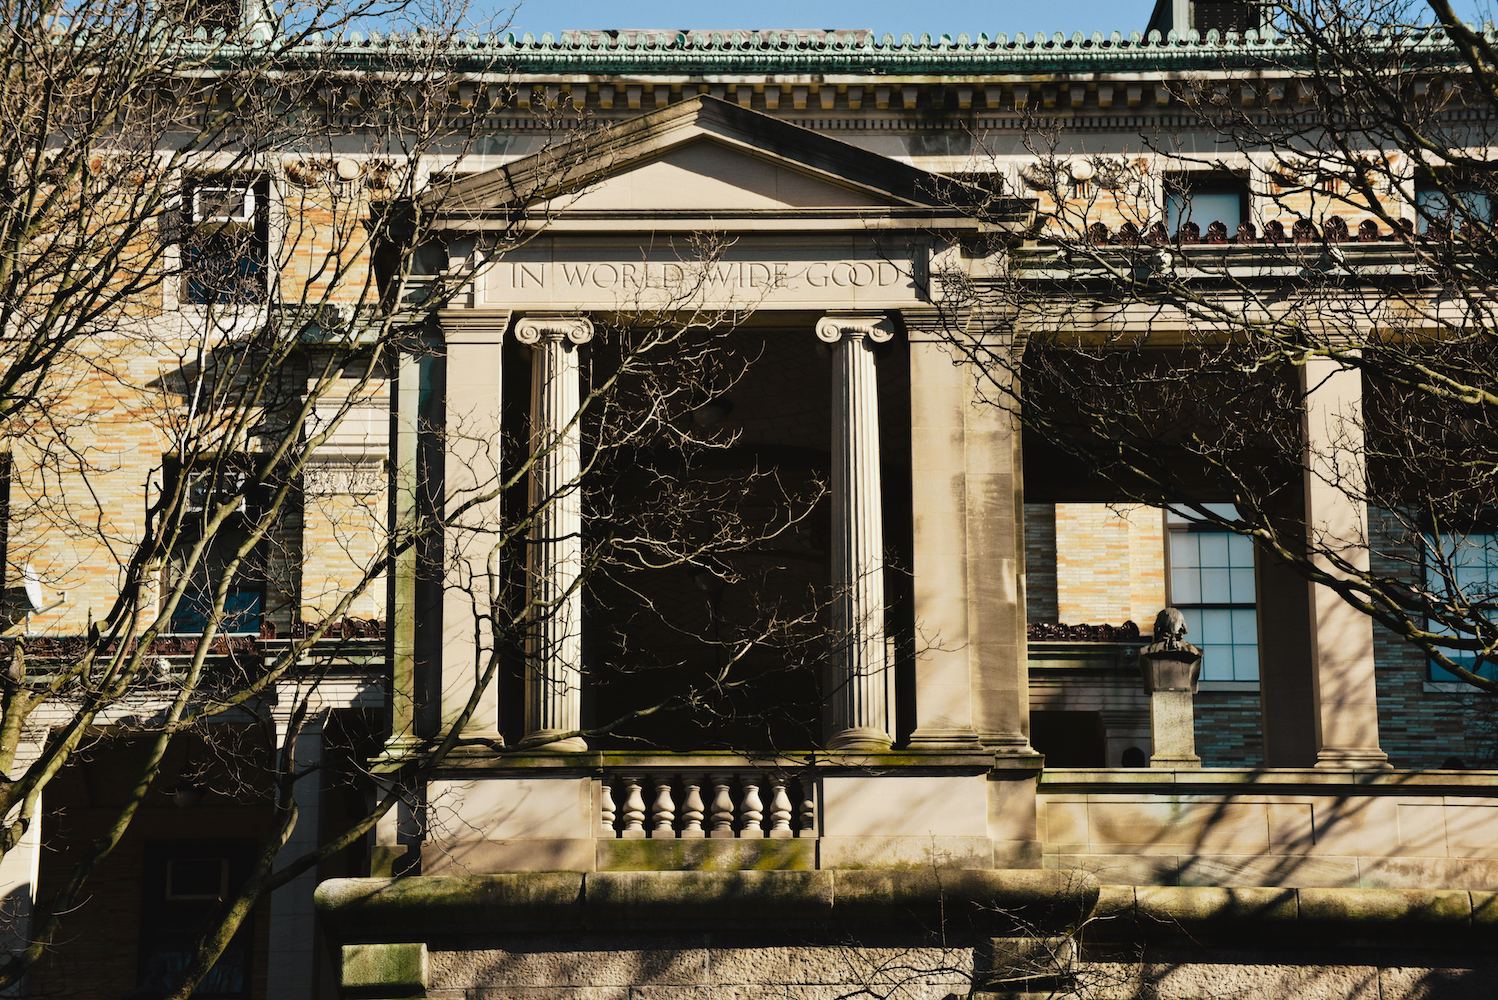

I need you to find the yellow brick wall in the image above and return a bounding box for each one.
[1053,502,1166,628]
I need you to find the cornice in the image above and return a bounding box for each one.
[190,26,1488,77]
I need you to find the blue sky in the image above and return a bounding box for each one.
[490,0,1497,39]
[500,0,1161,37]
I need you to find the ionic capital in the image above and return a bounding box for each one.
[815,313,895,346]
[515,315,595,347]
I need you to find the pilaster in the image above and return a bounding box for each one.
[267,710,326,1000]
[436,309,510,739]
[905,329,982,748]
[1299,354,1389,769]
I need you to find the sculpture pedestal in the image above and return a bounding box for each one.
[1139,639,1203,769]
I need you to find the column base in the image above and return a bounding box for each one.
[521,732,589,753]
[907,727,983,750]
[1315,746,1391,770]
[980,732,1041,756]
[827,728,894,752]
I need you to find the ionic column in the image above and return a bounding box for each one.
[516,315,593,752]
[817,313,894,752]
[1300,354,1389,769]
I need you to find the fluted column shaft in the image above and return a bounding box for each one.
[516,315,593,752]
[818,313,894,751]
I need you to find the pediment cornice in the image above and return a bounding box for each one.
[419,96,1032,232]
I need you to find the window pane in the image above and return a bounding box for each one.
[1200,644,1232,681]
[1231,607,1258,643]
[1179,608,1203,642]
[1171,568,1201,604]
[1198,533,1229,568]
[1169,190,1242,233]
[1169,532,1198,567]
[1200,568,1232,603]
[1200,608,1233,644]
[1416,188,1451,233]
[1165,190,1188,233]
[1229,568,1256,603]
[1232,644,1260,681]
[1227,532,1254,565]
[1425,531,1498,680]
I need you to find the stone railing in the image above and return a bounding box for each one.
[599,772,815,840]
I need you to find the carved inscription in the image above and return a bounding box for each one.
[499,259,906,292]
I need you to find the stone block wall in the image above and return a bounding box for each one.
[428,935,974,1000]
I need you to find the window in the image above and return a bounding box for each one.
[1165,174,1248,238]
[1166,504,1260,681]
[163,458,269,634]
[1415,176,1493,234]
[181,175,270,306]
[139,843,252,999]
[1425,532,1498,681]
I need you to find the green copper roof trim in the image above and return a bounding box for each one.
[189,26,1488,76]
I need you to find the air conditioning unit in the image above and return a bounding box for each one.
[191,184,256,224]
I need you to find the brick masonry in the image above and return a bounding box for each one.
[1028,502,1492,767]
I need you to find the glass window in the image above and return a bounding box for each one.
[1166,505,1260,681]
[182,175,270,306]
[1415,180,1493,233]
[1165,177,1246,235]
[139,843,252,999]
[163,459,268,635]
[1426,532,1498,681]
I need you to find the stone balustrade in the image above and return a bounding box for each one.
[599,772,815,840]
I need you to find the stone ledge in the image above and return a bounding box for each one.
[430,746,1006,776]
[317,870,1498,949]
[315,868,1097,940]
[1039,766,1498,793]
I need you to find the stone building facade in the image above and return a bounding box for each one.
[7,1,1498,998]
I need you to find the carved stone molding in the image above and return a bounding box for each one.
[437,307,512,345]
[514,314,595,346]
[814,312,894,346]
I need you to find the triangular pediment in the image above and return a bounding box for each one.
[423,96,1027,226]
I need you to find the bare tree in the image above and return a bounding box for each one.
[0,6,835,997]
[930,0,1498,700]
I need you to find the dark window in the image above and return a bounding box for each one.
[138,842,253,999]
[181,175,269,306]
[1165,174,1248,238]
[1030,711,1107,767]
[163,458,269,634]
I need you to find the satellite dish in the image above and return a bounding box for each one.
[22,564,44,614]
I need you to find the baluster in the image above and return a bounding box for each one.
[738,776,764,839]
[800,780,817,836]
[679,777,706,839]
[651,777,677,838]
[620,775,647,839]
[600,779,617,838]
[708,775,735,839]
[767,778,793,839]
